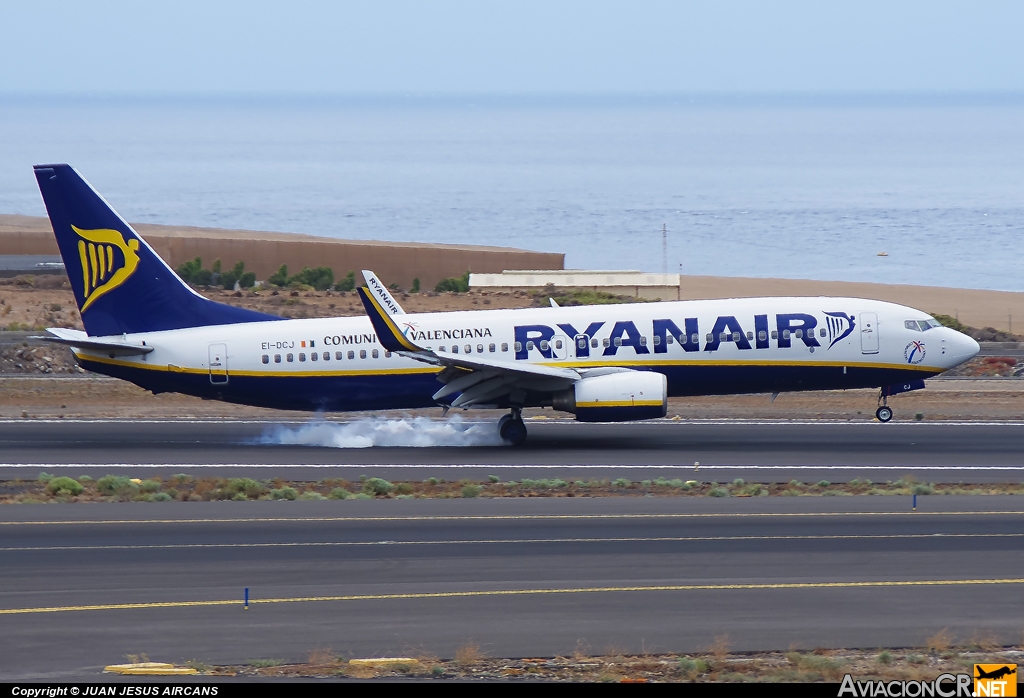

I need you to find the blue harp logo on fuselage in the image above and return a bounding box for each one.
[824,312,856,349]
[72,226,141,311]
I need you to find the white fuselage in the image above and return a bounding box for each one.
[70,296,980,413]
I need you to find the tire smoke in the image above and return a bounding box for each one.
[256,415,505,448]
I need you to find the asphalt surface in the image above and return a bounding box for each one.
[1,419,1023,482]
[2,496,1023,680]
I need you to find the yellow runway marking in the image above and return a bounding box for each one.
[3,532,1023,552]
[3,578,1023,615]
[2,510,1022,526]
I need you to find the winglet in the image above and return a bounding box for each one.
[361,270,405,315]
[357,286,422,352]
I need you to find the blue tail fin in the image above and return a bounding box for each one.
[34,164,281,336]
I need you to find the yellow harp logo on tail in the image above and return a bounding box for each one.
[72,226,141,311]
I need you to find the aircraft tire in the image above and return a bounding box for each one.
[499,417,528,446]
[875,406,893,422]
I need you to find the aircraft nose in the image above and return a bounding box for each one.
[946,330,980,367]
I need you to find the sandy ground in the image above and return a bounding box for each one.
[3,374,1024,422]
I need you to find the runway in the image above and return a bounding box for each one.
[2,496,1023,680]
[1,419,1024,482]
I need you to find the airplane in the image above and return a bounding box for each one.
[32,164,981,444]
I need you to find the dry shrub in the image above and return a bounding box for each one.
[926,628,954,652]
[707,634,731,660]
[969,631,1002,652]
[455,642,486,666]
[307,648,338,667]
[573,639,591,661]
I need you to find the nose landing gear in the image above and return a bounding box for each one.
[875,392,893,422]
[498,408,527,445]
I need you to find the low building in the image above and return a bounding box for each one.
[469,270,681,300]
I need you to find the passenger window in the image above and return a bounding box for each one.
[489,343,495,352]
[592,338,599,348]
[514,342,521,352]
[286,353,294,362]
[782,330,790,340]
[310,352,317,361]
[653,335,662,346]
[262,354,269,364]
[746,331,754,341]
[771,330,778,340]
[758,330,767,341]
[360,350,367,359]
[639,336,647,346]
[706,333,713,342]
[464,344,471,353]
[452,345,459,353]
[274,354,281,363]
[603,338,610,348]
[613,337,622,347]
[385,351,391,357]
[691,333,699,344]
[819,328,827,337]
[347,351,355,360]
[502,343,508,352]
[555,340,562,349]
[794,329,802,339]
[298,353,306,362]
[578,337,586,348]
[539,340,549,351]
[439,346,446,352]
[372,349,379,358]
[476,344,483,353]
[335,351,343,360]
[323,352,330,361]
[731,332,740,342]
[526,341,534,351]
[665,334,673,344]
[720,332,729,342]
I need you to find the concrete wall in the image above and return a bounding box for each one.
[0,215,563,290]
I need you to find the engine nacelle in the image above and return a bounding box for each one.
[553,371,667,422]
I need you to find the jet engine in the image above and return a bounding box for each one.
[552,371,667,422]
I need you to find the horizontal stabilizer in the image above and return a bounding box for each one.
[36,328,154,357]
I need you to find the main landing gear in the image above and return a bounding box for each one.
[498,408,528,446]
[875,392,893,423]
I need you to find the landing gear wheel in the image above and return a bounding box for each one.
[875,406,893,423]
[499,416,528,446]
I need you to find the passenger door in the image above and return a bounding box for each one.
[859,313,879,354]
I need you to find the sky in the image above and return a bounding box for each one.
[2,1,1023,94]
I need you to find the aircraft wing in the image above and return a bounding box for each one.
[35,328,154,357]
[357,285,580,407]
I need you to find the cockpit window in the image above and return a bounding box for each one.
[906,319,942,331]
[905,320,920,331]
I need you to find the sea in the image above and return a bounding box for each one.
[1,93,1022,291]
